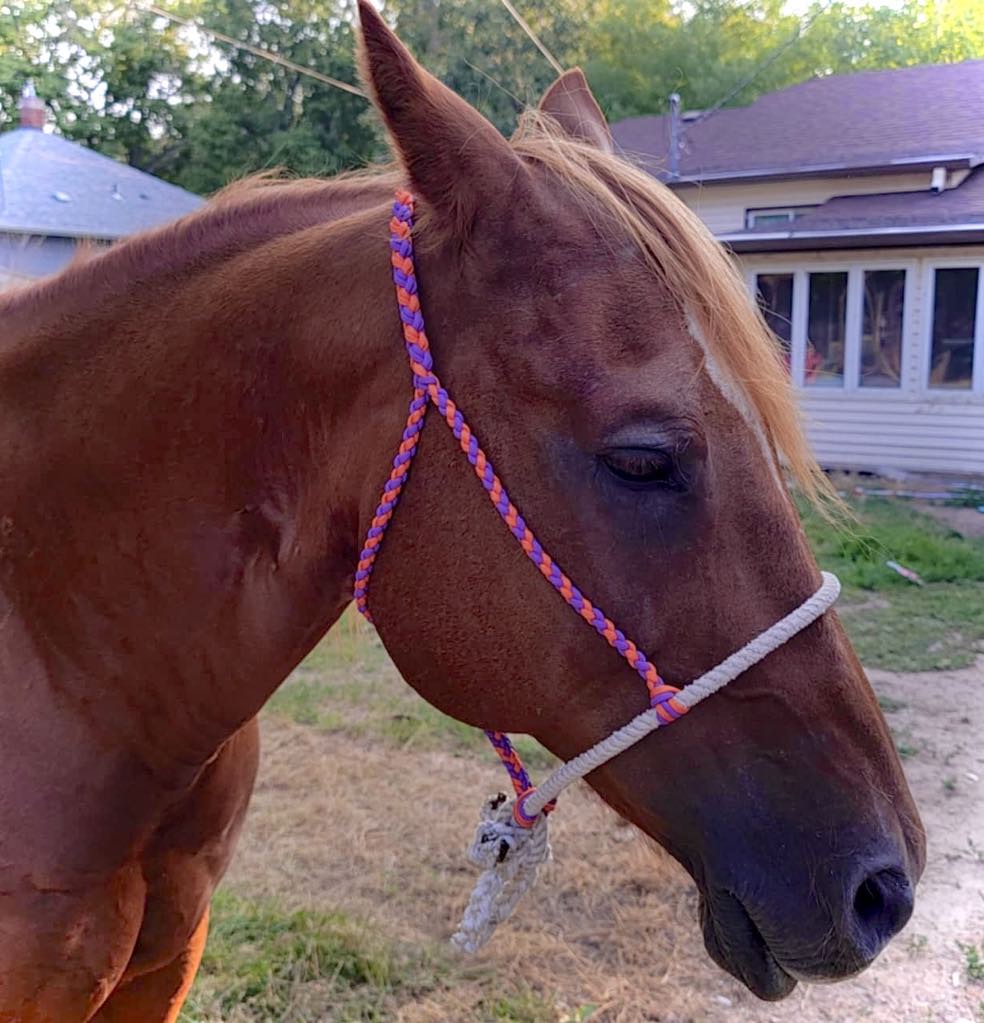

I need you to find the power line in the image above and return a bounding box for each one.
[686,0,835,130]
[140,3,367,99]
[496,0,564,76]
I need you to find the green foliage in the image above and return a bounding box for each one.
[798,496,984,671]
[837,581,984,671]
[479,988,559,1023]
[586,0,984,120]
[169,0,380,194]
[947,487,984,509]
[0,0,379,194]
[800,497,984,589]
[389,0,588,137]
[960,941,984,982]
[4,1,984,195]
[180,890,443,1022]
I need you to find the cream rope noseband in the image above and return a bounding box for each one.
[354,192,842,952]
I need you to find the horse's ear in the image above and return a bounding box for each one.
[357,1,524,232]
[538,69,613,153]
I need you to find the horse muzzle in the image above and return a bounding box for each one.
[698,852,917,1001]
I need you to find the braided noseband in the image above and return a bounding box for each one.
[355,191,841,952]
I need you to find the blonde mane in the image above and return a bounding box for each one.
[512,112,835,510]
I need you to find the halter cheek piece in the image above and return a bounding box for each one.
[354,191,841,952]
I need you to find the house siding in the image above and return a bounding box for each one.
[675,173,933,235]
[0,234,79,288]
[740,246,984,477]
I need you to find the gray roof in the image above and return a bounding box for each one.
[0,128,202,240]
[611,60,984,184]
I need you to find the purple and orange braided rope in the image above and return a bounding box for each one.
[354,191,688,826]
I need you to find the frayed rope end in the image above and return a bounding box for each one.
[450,793,551,954]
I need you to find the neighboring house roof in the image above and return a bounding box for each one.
[611,60,984,184]
[720,166,984,251]
[0,127,202,240]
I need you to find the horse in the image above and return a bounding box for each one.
[0,4,924,1019]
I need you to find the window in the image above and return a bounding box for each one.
[745,206,817,230]
[755,273,793,357]
[930,267,978,390]
[748,264,916,391]
[805,272,847,386]
[861,269,905,388]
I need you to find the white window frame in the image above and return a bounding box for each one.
[744,206,818,230]
[747,261,916,394]
[921,259,984,395]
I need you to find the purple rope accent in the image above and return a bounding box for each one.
[485,729,533,794]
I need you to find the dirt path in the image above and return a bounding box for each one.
[226,660,984,1022]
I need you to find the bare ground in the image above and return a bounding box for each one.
[225,658,984,1022]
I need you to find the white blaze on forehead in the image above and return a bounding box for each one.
[685,309,784,491]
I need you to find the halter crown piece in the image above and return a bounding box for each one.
[355,191,842,953]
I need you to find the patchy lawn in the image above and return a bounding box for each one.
[181,892,445,1023]
[799,495,984,670]
[180,493,984,1022]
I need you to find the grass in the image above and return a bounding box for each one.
[180,891,565,1023]
[184,492,982,1020]
[267,611,557,772]
[959,941,984,982]
[179,891,445,1023]
[799,495,984,670]
[478,990,560,1023]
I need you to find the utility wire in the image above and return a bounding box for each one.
[686,0,835,130]
[496,0,564,75]
[140,2,367,99]
[137,2,561,108]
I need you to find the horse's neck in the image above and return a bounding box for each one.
[0,183,407,775]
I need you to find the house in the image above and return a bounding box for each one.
[0,84,202,290]
[612,61,984,477]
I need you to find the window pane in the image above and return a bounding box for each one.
[806,272,847,386]
[755,273,793,362]
[861,270,905,388]
[750,213,793,227]
[930,268,978,389]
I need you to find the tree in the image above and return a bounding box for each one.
[386,0,591,136]
[0,0,377,194]
[168,0,378,193]
[583,0,984,121]
[2,0,982,193]
[0,0,203,168]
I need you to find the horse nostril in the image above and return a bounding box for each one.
[853,867,914,956]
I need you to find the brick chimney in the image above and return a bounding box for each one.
[18,80,45,130]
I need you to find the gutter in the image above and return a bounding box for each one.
[652,153,984,187]
[719,222,984,252]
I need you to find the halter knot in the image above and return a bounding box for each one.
[513,786,556,829]
[648,683,688,721]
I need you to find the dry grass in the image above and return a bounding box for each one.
[216,720,719,1023]
[183,501,984,1022]
[204,672,984,1023]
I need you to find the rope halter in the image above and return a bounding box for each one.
[354,190,842,953]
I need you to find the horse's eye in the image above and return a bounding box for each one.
[601,447,678,489]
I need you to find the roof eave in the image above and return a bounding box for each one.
[664,153,984,187]
[0,225,135,241]
[720,222,984,252]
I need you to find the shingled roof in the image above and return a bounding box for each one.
[0,127,202,240]
[611,60,984,183]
